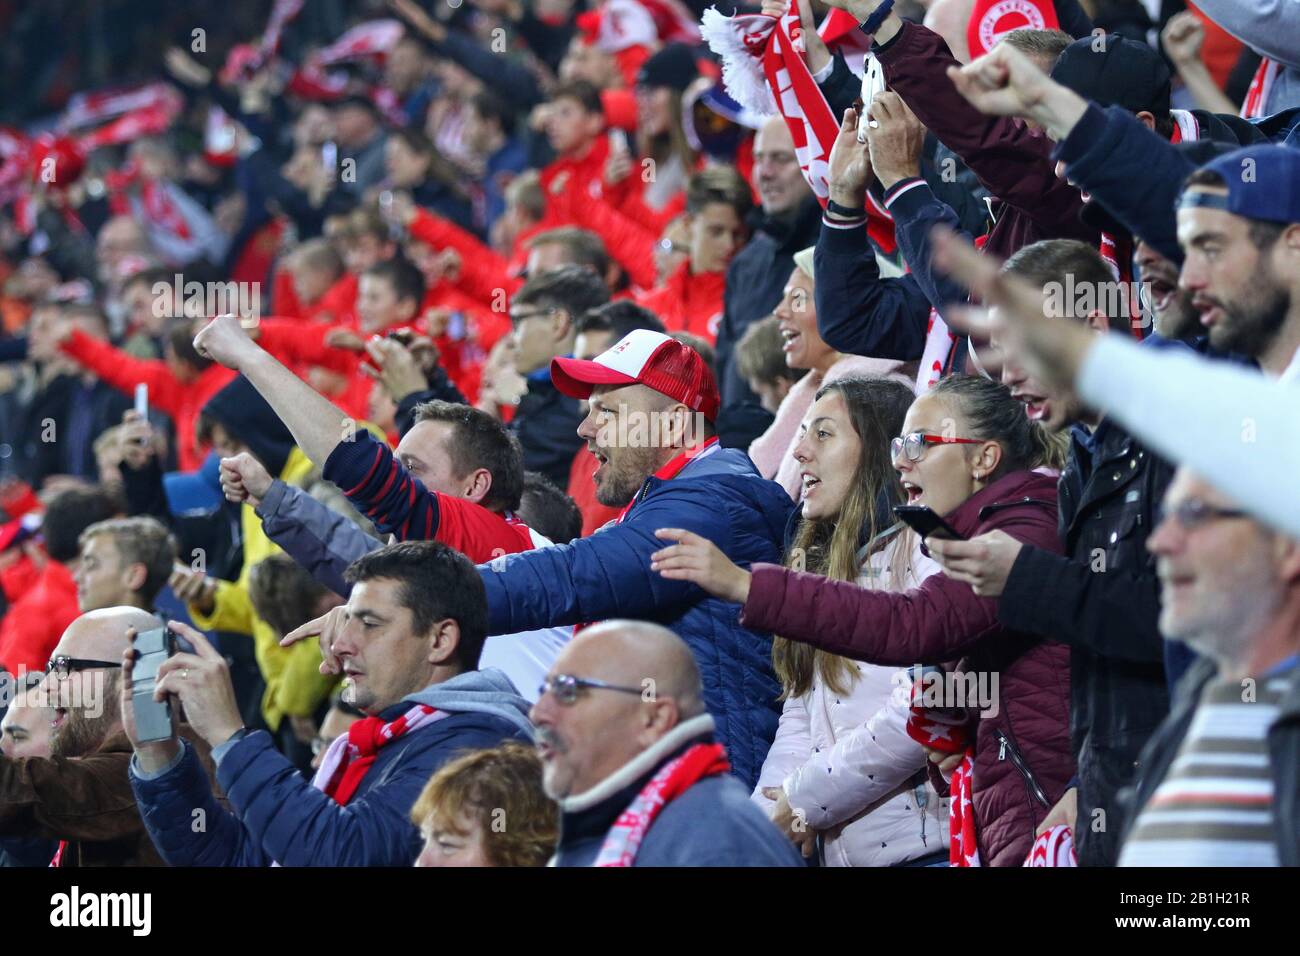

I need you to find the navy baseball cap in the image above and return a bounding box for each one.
[1179,144,1300,225]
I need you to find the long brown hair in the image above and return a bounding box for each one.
[773,377,916,699]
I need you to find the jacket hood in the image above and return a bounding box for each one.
[403,666,533,738]
[675,446,793,544]
[201,374,296,477]
[946,469,1059,538]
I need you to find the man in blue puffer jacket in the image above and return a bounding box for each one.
[477,330,796,788]
[125,541,532,866]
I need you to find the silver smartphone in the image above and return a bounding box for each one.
[131,626,177,743]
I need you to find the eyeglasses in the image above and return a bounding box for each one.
[45,656,123,679]
[890,432,984,463]
[538,673,644,706]
[1158,499,1250,531]
[509,306,557,325]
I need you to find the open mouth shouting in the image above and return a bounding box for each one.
[800,470,820,499]
[902,480,923,505]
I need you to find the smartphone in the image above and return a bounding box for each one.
[130,626,175,743]
[134,383,148,418]
[321,141,338,175]
[130,626,196,742]
[608,128,629,154]
[893,505,966,541]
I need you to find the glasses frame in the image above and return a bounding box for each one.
[45,656,123,679]
[1158,499,1250,531]
[890,432,984,463]
[538,673,645,706]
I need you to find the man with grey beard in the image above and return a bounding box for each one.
[0,607,221,866]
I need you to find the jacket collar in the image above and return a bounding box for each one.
[946,469,1058,538]
[560,713,716,814]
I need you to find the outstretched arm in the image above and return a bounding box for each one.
[192,314,355,465]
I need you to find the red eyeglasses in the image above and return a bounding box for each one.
[890,432,983,462]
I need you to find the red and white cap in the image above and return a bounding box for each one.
[551,329,721,422]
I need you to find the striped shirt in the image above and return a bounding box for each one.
[1119,664,1295,866]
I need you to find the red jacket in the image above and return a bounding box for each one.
[738,470,1075,866]
[539,137,611,220]
[59,329,236,472]
[879,21,1096,260]
[0,557,78,677]
[636,263,727,344]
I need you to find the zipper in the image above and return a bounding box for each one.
[994,727,1051,808]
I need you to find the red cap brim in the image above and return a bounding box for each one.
[550,356,640,399]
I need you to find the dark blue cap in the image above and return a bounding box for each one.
[1183,144,1300,225]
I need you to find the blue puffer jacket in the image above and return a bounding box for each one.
[129,669,533,866]
[479,444,795,789]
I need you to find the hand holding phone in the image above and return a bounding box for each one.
[893,504,966,541]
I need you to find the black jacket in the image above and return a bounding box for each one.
[511,372,583,489]
[17,374,131,485]
[716,197,822,409]
[998,419,1173,866]
[1119,657,1300,867]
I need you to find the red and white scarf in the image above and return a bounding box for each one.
[701,8,897,253]
[905,680,977,865]
[1242,57,1281,120]
[592,741,730,866]
[313,703,446,806]
[1024,824,1077,866]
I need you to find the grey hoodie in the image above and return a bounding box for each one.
[404,666,534,739]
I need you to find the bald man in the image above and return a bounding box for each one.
[0,607,221,866]
[534,620,801,867]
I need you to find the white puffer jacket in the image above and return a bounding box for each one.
[752,529,949,866]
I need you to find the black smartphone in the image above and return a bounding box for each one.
[893,505,966,541]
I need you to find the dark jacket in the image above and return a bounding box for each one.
[1119,658,1300,867]
[17,374,132,485]
[812,213,932,365]
[552,716,802,867]
[512,369,584,489]
[717,197,823,408]
[0,726,220,867]
[479,444,795,789]
[998,421,1173,865]
[874,21,1098,261]
[738,470,1075,865]
[130,669,532,866]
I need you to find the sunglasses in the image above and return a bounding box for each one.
[538,673,644,706]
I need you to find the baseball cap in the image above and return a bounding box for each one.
[1181,145,1300,225]
[551,329,721,422]
[636,43,699,92]
[1050,34,1171,116]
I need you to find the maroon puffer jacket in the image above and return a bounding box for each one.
[739,470,1074,866]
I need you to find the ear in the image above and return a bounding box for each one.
[124,562,148,593]
[637,694,680,747]
[1273,533,1300,585]
[460,467,494,506]
[1083,307,1111,335]
[426,618,461,668]
[397,296,419,322]
[552,308,574,342]
[974,440,1003,480]
[1135,110,1156,132]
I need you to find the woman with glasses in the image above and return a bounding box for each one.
[653,376,1075,866]
[687,376,949,865]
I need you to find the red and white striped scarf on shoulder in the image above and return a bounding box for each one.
[313,703,447,806]
[592,741,730,866]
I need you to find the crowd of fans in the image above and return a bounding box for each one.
[0,0,1297,869]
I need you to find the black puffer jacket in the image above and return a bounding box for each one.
[998,420,1173,865]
